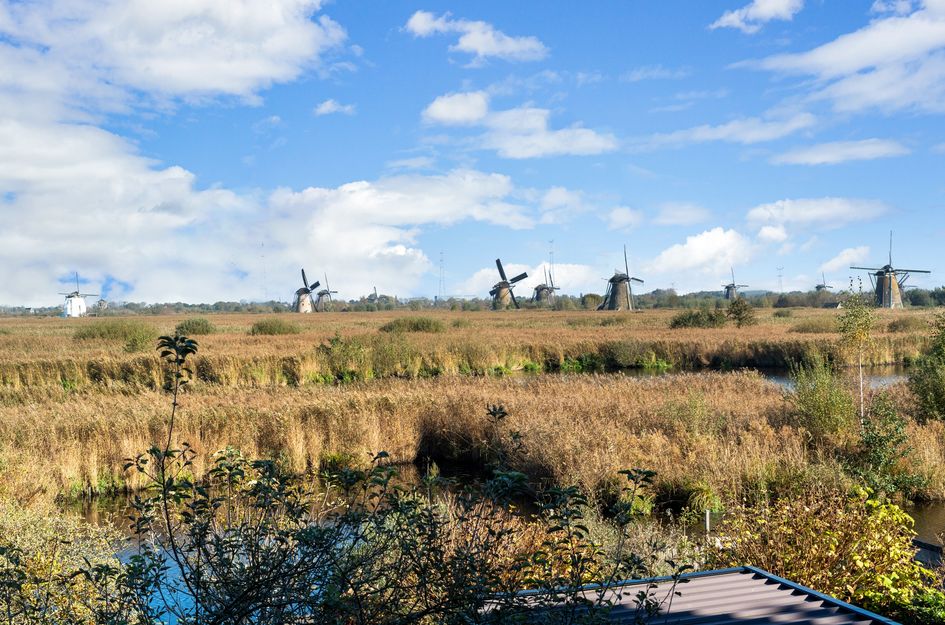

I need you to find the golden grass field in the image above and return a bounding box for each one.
[0,307,941,507]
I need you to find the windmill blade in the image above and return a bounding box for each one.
[624,244,630,278]
[730,267,736,285]
[889,230,893,266]
[489,287,499,296]
[495,258,508,282]
[850,266,883,271]
[630,277,644,284]
[509,271,528,284]
[301,269,309,289]
[626,280,632,311]
[510,290,520,309]
[310,280,321,290]
[896,268,932,274]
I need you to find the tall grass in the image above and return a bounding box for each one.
[379,317,445,333]
[249,318,300,336]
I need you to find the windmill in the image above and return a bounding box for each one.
[723,267,748,300]
[293,268,320,313]
[532,264,560,305]
[598,245,644,311]
[314,273,338,312]
[490,258,527,309]
[851,231,931,308]
[59,272,98,318]
[815,273,834,293]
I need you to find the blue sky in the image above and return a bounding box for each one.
[2,0,944,305]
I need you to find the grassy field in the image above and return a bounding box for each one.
[0,308,931,389]
[0,307,941,505]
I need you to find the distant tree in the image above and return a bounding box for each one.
[726,298,757,328]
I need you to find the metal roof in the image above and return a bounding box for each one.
[546,566,899,624]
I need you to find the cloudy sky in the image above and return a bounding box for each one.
[2,0,944,305]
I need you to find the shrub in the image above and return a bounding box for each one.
[379,317,445,333]
[669,308,727,329]
[726,298,756,328]
[708,491,944,625]
[174,317,216,335]
[887,316,927,333]
[790,317,837,333]
[249,318,301,336]
[908,312,945,422]
[790,358,855,441]
[74,319,157,353]
[772,309,793,318]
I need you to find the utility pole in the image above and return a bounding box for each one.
[438,251,445,304]
[777,266,784,294]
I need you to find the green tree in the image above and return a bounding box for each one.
[838,281,875,424]
[725,298,756,328]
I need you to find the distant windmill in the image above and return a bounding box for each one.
[532,264,560,305]
[314,273,338,312]
[851,231,931,308]
[598,245,643,311]
[293,268,320,313]
[59,272,98,318]
[490,258,527,309]
[815,273,834,293]
[723,267,748,300]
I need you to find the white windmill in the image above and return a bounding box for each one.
[60,272,98,318]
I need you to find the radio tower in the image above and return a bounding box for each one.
[437,251,445,304]
[777,266,784,293]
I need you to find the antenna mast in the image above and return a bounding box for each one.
[777,266,784,293]
[438,251,445,303]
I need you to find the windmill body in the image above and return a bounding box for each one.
[598,246,643,311]
[59,273,97,318]
[490,258,527,310]
[293,268,320,313]
[850,233,931,309]
[532,265,559,306]
[722,268,748,301]
[814,272,834,293]
[315,273,338,312]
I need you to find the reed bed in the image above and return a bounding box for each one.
[0,309,931,389]
[2,371,942,506]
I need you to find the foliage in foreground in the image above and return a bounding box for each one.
[174,317,216,336]
[73,319,158,353]
[708,490,945,625]
[909,312,945,422]
[379,316,446,333]
[668,308,726,329]
[725,298,756,328]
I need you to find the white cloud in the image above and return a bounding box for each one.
[539,187,587,224]
[756,2,945,113]
[758,224,789,242]
[872,0,918,15]
[639,112,816,149]
[422,92,618,158]
[647,227,753,276]
[0,0,347,104]
[314,99,355,116]
[772,139,910,164]
[710,0,805,34]
[405,10,548,65]
[746,197,888,227]
[422,91,490,124]
[386,156,436,170]
[653,202,711,225]
[606,207,644,231]
[820,246,871,272]
[620,65,690,82]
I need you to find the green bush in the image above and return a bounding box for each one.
[772,309,793,318]
[669,308,727,329]
[790,358,855,440]
[73,319,157,353]
[887,316,927,333]
[908,312,945,422]
[726,298,756,328]
[174,317,216,335]
[708,491,944,625]
[379,317,445,333]
[248,318,301,336]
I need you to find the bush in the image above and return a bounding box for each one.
[669,308,727,329]
[772,309,793,318]
[726,298,756,328]
[888,316,927,333]
[73,319,157,353]
[708,491,944,625]
[790,317,837,333]
[249,318,301,336]
[908,313,945,422]
[379,317,445,333]
[790,358,855,441]
[174,317,216,335]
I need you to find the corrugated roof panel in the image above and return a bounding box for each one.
[562,567,897,624]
